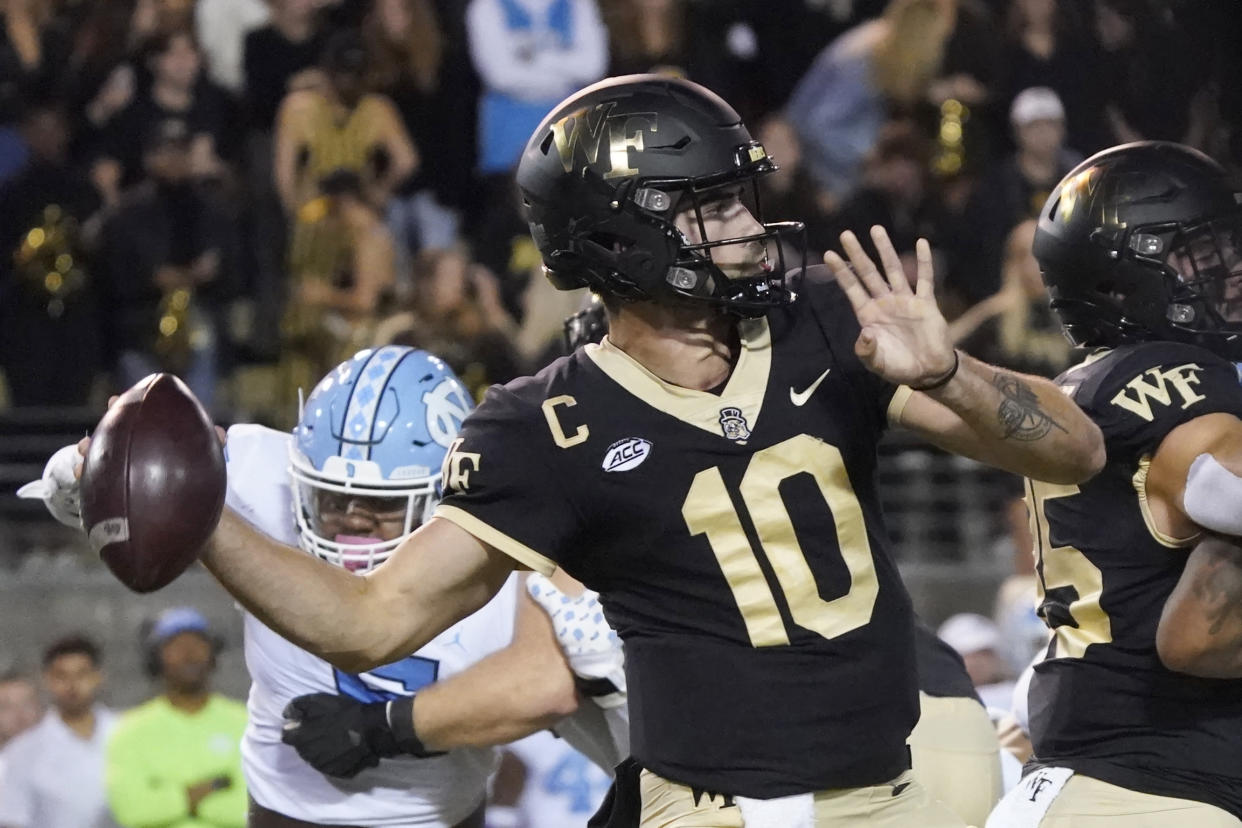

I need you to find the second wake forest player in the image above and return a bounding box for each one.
[189,75,1102,828]
[990,143,1242,827]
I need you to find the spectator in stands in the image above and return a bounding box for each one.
[829,119,943,271]
[950,219,1073,376]
[378,246,522,397]
[363,0,476,258]
[0,636,118,828]
[1094,0,1206,148]
[937,613,1017,712]
[275,28,417,308]
[785,0,958,203]
[0,671,41,749]
[952,86,1080,304]
[600,0,690,76]
[0,99,102,407]
[241,0,327,137]
[239,0,328,363]
[465,0,608,180]
[106,608,246,828]
[95,118,238,412]
[274,28,417,217]
[998,0,1107,154]
[91,28,234,206]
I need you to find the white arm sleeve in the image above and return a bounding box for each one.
[1182,453,1242,535]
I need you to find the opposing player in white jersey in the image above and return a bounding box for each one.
[20,344,625,828]
[225,345,519,826]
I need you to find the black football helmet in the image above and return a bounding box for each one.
[516,75,805,318]
[1034,141,1242,358]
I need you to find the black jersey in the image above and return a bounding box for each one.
[436,267,918,798]
[1025,341,1242,817]
[915,622,981,702]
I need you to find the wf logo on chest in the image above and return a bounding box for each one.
[1110,363,1205,422]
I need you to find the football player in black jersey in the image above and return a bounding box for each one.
[173,76,1102,827]
[563,300,1007,827]
[989,142,1242,827]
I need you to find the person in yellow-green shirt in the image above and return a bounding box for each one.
[106,608,247,828]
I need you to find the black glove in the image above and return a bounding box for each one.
[281,693,412,778]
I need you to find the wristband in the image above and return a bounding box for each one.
[385,696,444,757]
[909,350,960,392]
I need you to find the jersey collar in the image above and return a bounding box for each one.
[584,317,772,442]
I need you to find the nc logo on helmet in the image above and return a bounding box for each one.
[422,379,472,448]
[550,102,658,181]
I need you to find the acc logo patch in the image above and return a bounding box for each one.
[602,438,652,472]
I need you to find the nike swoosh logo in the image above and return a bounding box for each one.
[789,368,832,406]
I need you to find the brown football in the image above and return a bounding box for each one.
[80,374,226,592]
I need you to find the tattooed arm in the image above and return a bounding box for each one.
[822,226,1104,484]
[1157,534,1242,678]
[895,352,1106,484]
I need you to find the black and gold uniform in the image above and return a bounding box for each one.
[436,267,918,798]
[1025,340,1242,816]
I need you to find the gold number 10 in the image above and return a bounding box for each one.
[682,434,878,647]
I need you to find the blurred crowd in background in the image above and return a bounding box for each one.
[1,0,1241,823]
[0,0,1239,425]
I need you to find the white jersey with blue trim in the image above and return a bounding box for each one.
[224,424,519,826]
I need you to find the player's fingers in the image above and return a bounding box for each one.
[839,231,890,297]
[823,250,870,311]
[215,426,227,446]
[870,226,910,295]
[915,238,935,298]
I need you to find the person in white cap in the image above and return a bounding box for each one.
[938,612,1017,713]
[953,86,1083,305]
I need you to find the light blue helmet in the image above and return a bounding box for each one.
[289,346,473,571]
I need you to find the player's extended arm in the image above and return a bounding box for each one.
[408,576,580,751]
[895,355,1105,485]
[1141,413,1242,677]
[824,227,1104,485]
[202,511,516,672]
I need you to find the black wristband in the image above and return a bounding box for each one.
[908,350,960,392]
[575,675,622,698]
[386,696,444,758]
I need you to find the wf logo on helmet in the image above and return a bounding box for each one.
[551,102,658,180]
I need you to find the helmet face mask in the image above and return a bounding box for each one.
[1163,215,1242,326]
[519,75,806,317]
[1034,141,1242,360]
[289,346,472,573]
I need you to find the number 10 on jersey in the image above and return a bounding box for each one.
[682,434,879,647]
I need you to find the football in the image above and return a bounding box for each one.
[80,374,226,593]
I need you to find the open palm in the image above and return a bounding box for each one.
[824,227,956,388]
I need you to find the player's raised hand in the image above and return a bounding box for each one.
[824,227,957,390]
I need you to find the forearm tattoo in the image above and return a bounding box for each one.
[993,373,1067,441]
[1192,539,1242,637]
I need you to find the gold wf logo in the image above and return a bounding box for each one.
[550,103,658,180]
[441,438,482,494]
[1110,363,1205,422]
